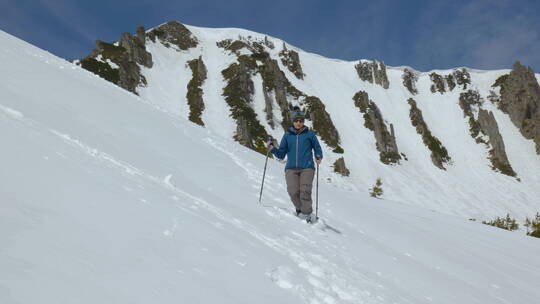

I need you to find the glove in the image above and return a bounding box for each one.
[266,140,274,150]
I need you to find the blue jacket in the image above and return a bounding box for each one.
[271,126,323,170]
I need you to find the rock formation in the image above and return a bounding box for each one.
[147,21,198,50]
[355,61,390,89]
[186,56,207,126]
[333,157,350,176]
[402,68,418,95]
[279,44,305,80]
[459,90,517,177]
[493,61,540,154]
[477,109,517,176]
[78,25,153,94]
[353,91,401,164]
[408,98,451,170]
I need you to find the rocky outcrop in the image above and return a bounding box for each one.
[79,25,153,94]
[259,57,291,131]
[477,109,517,176]
[459,90,517,177]
[492,61,540,154]
[430,73,446,94]
[222,55,271,154]
[147,21,198,50]
[333,157,350,176]
[279,44,305,80]
[186,56,207,126]
[430,69,471,94]
[120,27,153,67]
[453,68,471,90]
[304,96,344,153]
[353,91,401,164]
[217,36,343,154]
[402,68,418,95]
[407,98,451,169]
[355,61,390,89]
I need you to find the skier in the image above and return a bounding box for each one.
[267,107,323,222]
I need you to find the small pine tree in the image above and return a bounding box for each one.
[482,213,519,231]
[524,212,540,238]
[369,178,383,198]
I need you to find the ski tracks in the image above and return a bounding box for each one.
[10,108,385,303]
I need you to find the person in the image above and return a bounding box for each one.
[267,107,323,222]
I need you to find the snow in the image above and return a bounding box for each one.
[2,28,540,304]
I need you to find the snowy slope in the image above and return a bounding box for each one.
[131,23,540,222]
[2,30,540,304]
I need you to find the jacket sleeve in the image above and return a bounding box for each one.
[310,132,323,159]
[271,134,288,159]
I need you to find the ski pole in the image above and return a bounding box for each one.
[259,138,272,204]
[315,161,319,219]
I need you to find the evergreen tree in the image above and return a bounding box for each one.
[370,178,383,198]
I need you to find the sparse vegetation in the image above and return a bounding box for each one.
[482,214,519,231]
[79,58,119,84]
[408,98,451,169]
[369,178,383,198]
[524,213,540,238]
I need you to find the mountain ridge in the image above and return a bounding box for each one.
[73,21,540,220]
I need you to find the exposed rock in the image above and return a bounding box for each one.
[459,90,483,139]
[221,56,270,154]
[119,28,153,68]
[407,98,451,170]
[216,39,249,54]
[186,56,207,126]
[373,61,390,89]
[402,68,418,95]
[477,109,517,176]
[430,69,470,94]
[355,61,373,83]
[492,61,540,154]
[355,60,390,89]
[458,90,517,177]
[353,91,401,164]
[453,68,471,90]
[218,38,343,154]
[304,96,344,153]
[333,157,350,176]
[430,72,446,94]
[445,74,456,91]
[258,57,291,130]
[148,21,198,50]
[79,26,153,94]
[263,89,275,129]
[264,36,275,49]
[279,45,305,80]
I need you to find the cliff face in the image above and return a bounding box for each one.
[493,61,540,154]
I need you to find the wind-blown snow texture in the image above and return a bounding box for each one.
[134,24,540,222]
[1,30,540,304]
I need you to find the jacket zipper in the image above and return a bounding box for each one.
[296,133,299,168]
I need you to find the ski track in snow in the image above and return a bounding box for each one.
[45,119,397,303]
[47,126,380,303]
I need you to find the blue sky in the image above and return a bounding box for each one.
[2,0,539,71]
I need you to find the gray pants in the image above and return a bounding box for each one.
[285,168,315,214]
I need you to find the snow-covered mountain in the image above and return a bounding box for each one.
[2,28,540,304]
[76,21,540,221]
